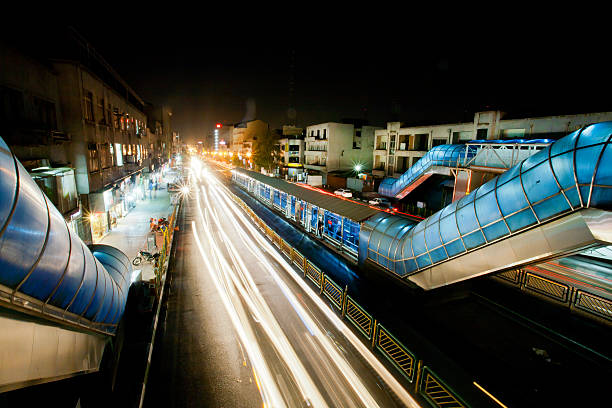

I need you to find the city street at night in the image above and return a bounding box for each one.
[1,22,612,408]
[145,165,417,407]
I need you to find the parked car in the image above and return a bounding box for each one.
[369,197,391,207]
[334,188,352,198]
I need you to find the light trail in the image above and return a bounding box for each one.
[198,185,329,407]
[208,183,381,407]
[191,189,284,407]
[203,169,421,408]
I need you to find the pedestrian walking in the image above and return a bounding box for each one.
[148,179,153,199]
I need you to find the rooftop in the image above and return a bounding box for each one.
[234,168,383,222]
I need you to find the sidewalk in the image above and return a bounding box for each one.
[98,187,173,281]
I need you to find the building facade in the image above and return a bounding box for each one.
[304,122,379,181]
[231,119,269,159]
[0,31,172,244]
[278,125,305,179]
[373,110,612,179]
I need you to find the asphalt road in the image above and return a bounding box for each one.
[144,165,419,408]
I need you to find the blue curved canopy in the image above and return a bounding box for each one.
[0,136,131,333]
[364,122,612,279]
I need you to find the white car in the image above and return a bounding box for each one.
[334,188,352,198]
[369,197,390,207]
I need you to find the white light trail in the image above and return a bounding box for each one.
[199,183,328,407]
[207,173,421,408]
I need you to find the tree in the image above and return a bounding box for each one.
[253,126,280,173]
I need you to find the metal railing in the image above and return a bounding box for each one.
[153,203,179,296]
[227,189,472,408]
[493,268,612,324]
[419,366,467,408]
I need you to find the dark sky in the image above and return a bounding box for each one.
[14,20,611,144]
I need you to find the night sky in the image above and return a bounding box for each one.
[6,21,610,144]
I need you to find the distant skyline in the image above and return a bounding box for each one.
[7,22,610,144]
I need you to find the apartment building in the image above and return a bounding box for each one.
[278,125,305,179]
[373,110,612,178]
[304,121,379,182]
[0,30,171,243]
[231,119,269,158]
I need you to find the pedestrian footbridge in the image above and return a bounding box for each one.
[363,123,612,290]
[0,136,131,392]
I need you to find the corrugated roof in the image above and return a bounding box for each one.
[234,168,383,222]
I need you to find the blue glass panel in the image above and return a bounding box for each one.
[368,249,378,264]
[564,186,582,207]
[411,231,427,255]
[474,190,501,226]
[429,247,447,264]
[523,162,559,203]
[590,186,612,207]
[402,258,418,274]
[551,152,576,189]
[551,132,577,156]
[497,181,528,216]
[497,164,521,186]
[456,204,479,234]
[439,214,460,242]
[311,207,318,230]
[445,239,465,257]
[482,221,509,241]
[575,146,601,184]
[594,144,612,186]
[533,194,571,221]
[506,208,537,232]
[424,224,442,249]
[416,253,432,268]
[521,149,549,172]
[463,230,486,249]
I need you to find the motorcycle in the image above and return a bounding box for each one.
[132,250,160,266]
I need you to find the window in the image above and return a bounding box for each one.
[113,108,119,129]
[317,129,320,137]
[88,144,100,172]
[0,86,25,125]
[33,97,57,129]
[97,97,105,124]
[432,139,446,147]
[83,90,94,122]
[106,103,112,126]
[100,143,112,169]
[120,117,125,131]
[501,128,525,139]
[115,143,123,166]
[289,156,300,163]
[413,134,428,150]
[322,129,327,138]
[476,128,488,139]
[288,144,300,151]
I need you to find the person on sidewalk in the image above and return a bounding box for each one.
[148,179,153,199]
[150,218,157,232]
